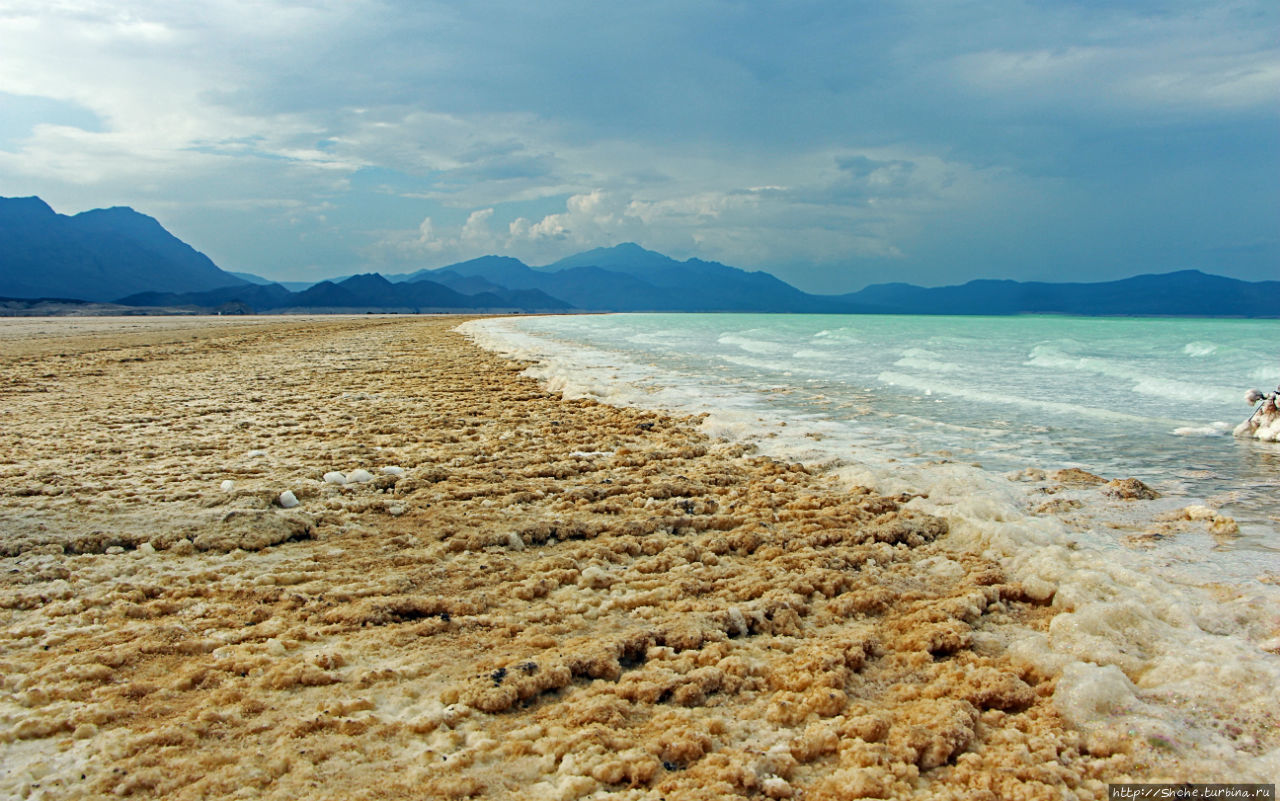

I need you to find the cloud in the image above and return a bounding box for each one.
[364,144,1012,272]
[0,0,1275,286]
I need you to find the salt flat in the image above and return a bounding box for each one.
[0,316,1169,799]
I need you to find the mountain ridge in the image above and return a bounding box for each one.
[2,197,1275,317]
[0,196,249,301]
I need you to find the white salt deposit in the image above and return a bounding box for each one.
[219,479,235,492]
[346,469,375,483]
[323,471,347,484]
[277,490,299,509]
[245,449,267,458]
[1171,421,1232,437]
[1053,663,1138,725]
[381,466,405,476]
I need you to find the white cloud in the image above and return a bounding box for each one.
[948,4,1280,116]
[363,144,1009,270]
[1,1,1274,285]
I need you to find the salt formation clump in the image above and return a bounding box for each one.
[346,468,375,483]
[277,490,299,508]
[219,479,235,492]
[1176,505,1240,536]
[1053,662,1137,726]
[323,471,347,484]
[381,466,405,476]
[1235,384,1280,441]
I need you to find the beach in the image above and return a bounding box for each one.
[0,315,1207,799]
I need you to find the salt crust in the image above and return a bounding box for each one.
[0,315,1223,800]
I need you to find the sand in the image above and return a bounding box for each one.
[0,315,1161,799]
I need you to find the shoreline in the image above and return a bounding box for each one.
[0,315,1177,798]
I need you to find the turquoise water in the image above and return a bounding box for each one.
[474,313,1280,535]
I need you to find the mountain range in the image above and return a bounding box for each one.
[2,195,1276,316]
[0,196,249,301]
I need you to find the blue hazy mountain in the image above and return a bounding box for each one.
[543,243,839,312]
[838,270,1280,317]
[228,270,274,285]
[218,271,323,292]
[5,196,1275,316]
[0,196,248,301]
[415,246,840,312]
[422,255,675,311]
[119,272,573,312]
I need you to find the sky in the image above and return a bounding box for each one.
[0,1,1276,292]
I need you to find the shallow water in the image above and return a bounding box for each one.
[474,314,1280,565]
[463,313,1280,780]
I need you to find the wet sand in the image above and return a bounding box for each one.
[0,316,1156,799]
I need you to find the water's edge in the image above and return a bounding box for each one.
[461,314,1280,780]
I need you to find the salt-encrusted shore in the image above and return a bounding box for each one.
[0,316,1168,799]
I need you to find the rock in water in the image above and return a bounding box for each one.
[1103,478,1159,500]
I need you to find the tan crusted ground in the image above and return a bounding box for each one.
[0,316,1151,800]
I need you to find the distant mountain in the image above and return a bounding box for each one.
[118,282,297,313]
[547,244,839,312]
[5,195,1274,317]
[421,255,673,311]
[228,270,274,285]
[118,272,573,313]
[416,245,841,312]
[837,270,1280,317]
[0,196,249,301]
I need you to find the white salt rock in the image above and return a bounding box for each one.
[762,775,795,799]
[1208,515,1240,536]
[381,466,405,476]
[506,531,525,551]
[347,469,375,483]
[266,638,288,657]
[245,449,267,458]
[323,471,347,485]
[278,490,300,509]
[387,504,406,516]
[578,565,614,589]
[1054,662,1136,724]
[137,542,155,556]
[1021,576,1057,603]
[220,480,235,492]
[1182,505,1216,521]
